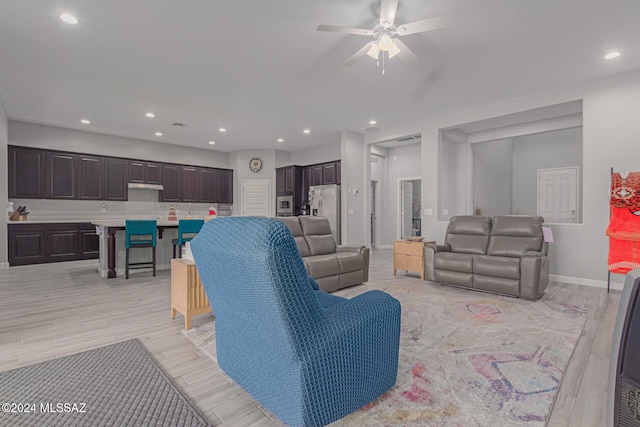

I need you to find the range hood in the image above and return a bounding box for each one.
[128,183,164,191]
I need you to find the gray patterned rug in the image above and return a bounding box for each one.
[184,280,589,426]
[0,338,211,427]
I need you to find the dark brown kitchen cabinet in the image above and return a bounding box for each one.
[336,162,341,184]
[8,224,47,266]
[79,224,100,258]
[8,222,99,266]
[323,162,337,185]
[129,161,145,183]
[301,167,311,202]
[129,161,162,184]
[47,223,80,262]
[218,169,233,204]
[8,146,46,199]
[104,157,128,201]
[46,152,77,199]
[78,155,104,200]
[160,164,181,202]
[311,165,323,186]
[181,166,199,202]
[198,168,218,203]
[275,168,286,195]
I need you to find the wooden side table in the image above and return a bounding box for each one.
[393,240,436,280]
[171,258,212,330]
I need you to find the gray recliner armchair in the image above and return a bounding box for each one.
[424,215,549,300]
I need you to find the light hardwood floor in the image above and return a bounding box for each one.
[0,250,620,426]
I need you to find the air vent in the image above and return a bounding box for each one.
[171,122,186,127]
[397,134,420,142]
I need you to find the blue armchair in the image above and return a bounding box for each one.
[190,217,401,427]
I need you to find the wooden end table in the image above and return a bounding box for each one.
[170,258,212,330]
[393,239,436,280]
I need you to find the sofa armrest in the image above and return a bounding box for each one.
[423,244,450,281]
[520,253,549,300]
[337,245,370,282]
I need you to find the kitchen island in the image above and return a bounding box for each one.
[92,219,206,279]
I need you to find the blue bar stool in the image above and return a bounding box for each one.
[125,220,157,279]
[172,219,205,258]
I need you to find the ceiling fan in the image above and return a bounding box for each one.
[317,0,455,72]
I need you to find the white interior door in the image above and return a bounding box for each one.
[241,179,271,216]
[538,166,578,223]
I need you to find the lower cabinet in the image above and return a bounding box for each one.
[8,223,99,266]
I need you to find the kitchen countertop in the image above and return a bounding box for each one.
[7,217,211,225]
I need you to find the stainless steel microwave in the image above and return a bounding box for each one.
[276,195,294,216]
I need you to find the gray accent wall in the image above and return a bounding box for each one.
[291,140,341,165]
[472,138,513,217]
[341,131,366,245]
[511,127,583,217]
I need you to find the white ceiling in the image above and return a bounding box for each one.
[1,0,639,153]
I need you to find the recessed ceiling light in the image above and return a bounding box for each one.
[155,132,163,136]
[60,14,78,24]
[303,129,311,134]
[277,138,284,143]
[80,119,90,124]
[146,112,155,118]
[605,51,621,59]
[218,127,226,133]
[369,120,377,125]
[208,141,216,145]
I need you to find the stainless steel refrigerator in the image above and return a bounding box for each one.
[308,184,341,244]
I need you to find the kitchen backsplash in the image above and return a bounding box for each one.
[9,190,232,221]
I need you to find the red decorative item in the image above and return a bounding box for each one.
[168,204,177,221]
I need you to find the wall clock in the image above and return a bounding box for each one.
[249,157,263,173]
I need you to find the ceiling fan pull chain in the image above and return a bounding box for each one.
[382,51,386,75]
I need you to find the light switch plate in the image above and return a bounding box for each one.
[443,209,449,215]
[348,209,354,215]
[424,208,433,216]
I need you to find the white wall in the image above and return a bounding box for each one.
[9,121,229,168]
[367,68,640,289]
[0,96,8,266]
[472,138,513,217]
[274,150,291,168]
[341,131,366,245]
[511,127,583,217]
[383,143,421,245]
[291,140,341,165]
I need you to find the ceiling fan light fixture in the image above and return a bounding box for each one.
[378,32,394,51]
[367,44,380,59]
[388,41,401,59]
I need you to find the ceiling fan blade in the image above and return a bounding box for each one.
[396,13,458,36]
[317,24,373,36]
[379,0,399,26]
[393,39,419,64]
[342,41,376,66]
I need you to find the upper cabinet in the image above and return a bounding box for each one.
[7,145,233,204]
[104,157,128,201]
[218,169,233,204]
[8,146,46,199]
[78,155,104,200]
[160,164,182,202]
[46,151,77,199]
[129,161,162,184]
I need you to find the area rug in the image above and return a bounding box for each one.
[0,338,211,427]
[183,281,589,426]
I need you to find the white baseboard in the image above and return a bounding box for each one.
[550,274,624,291]
[0,262,7,269]
[375,245,393,249]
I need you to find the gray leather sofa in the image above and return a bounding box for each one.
[424,215,549,300]
[277,216,370,292]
